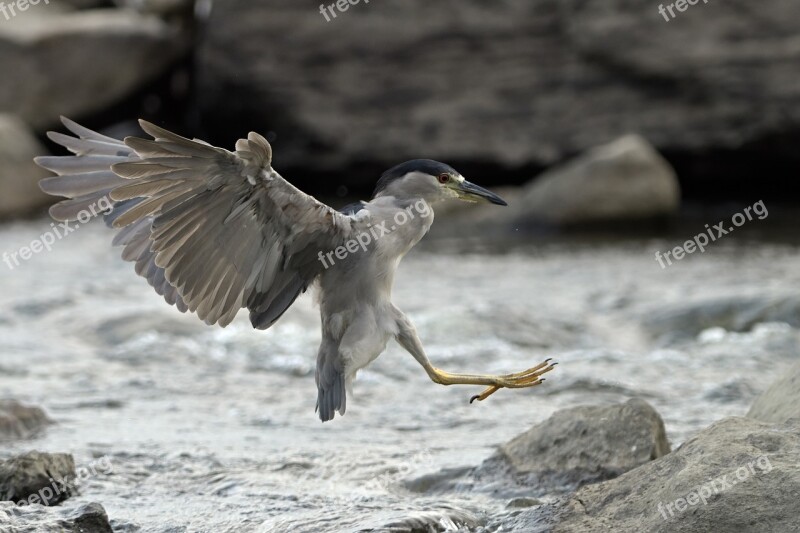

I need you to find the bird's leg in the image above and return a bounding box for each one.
[393,308,556,403]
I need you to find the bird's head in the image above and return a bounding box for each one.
[372,159,507,206]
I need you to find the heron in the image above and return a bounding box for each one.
[36,117,556,422]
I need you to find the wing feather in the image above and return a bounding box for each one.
[37,117,355,328]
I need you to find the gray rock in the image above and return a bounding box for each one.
[0,115,51,218]
[640,293,800,344]
[747,362,800,424]
[0,9,188,130]
[485,399,669,489]
[0,501,112,533]
[0,451,75,506]
[0,400,52,440]
[409,399,670,497]
[196,0,800,180]
[0,451,76,506]
[494,417,800,533]
[514,135,680,224]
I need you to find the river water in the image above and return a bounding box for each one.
[0,212,798,532]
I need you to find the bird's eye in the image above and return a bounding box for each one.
[438,173,450,184]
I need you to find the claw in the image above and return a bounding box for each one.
[469,358,557,404]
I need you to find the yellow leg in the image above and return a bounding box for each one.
[425,358,557,403]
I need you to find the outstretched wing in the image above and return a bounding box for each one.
[37,117,354,329]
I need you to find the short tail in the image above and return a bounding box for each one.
[315,345,347,422]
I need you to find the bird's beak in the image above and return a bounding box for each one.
[458,180,508,206]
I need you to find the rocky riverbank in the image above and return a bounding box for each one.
[1,219,799,531]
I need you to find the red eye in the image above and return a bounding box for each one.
[438,173,450,184]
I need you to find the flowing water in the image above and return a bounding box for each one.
[1,214,798,532]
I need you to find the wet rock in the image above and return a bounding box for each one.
[410,399,670,498]
[747,362,800,424]
[494,417,800,532]
[0,115,51,218]
[0,501,113,532]
[514,136,680,225]
[0,400,52,440]
[481,399,670,490]
[0,451,75,505]
[640,294,800,345]
[0,8,188,130]
[196,1,800,182]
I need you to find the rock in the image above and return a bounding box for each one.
[196,0,800,185]
[0,115,51,218]
[0,451,75,506]
[409,399,670,497]
[494,417,800,532]
[0,501,113,533]
[513,136,680,225]
[0,8,188,130]
[0,400,52,440]
[485,399,670,490]
[747,362,800,424]
[113,0,194,16]
[640,293,800,344]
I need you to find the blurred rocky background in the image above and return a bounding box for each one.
[2,0,799,220]
[3,3,800,531]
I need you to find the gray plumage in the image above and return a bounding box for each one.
[37,117,554,423]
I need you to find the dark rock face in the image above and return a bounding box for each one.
[0,452,76,506]
[196,0,800,186]
[748,362,800,424]
[495,417,800,533]
[0,8,188,130]
[0,400,51,440]
[0,115,51,218]
[0,501,113,533]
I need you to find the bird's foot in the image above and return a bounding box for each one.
[469,358,557,403]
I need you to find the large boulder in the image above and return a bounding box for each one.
[0,115,51,218]
[196,0,800,185]
[513,135,680,224]
[407,399,670,497]
[0,399,51,440]
[484,399,670,490]
[494,417,800,532]
[748,362,800,424]
[0,501,113,532]
[0,8,188,130]
[0,451,76,506]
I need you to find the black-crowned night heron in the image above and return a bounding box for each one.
[36,118,556,422]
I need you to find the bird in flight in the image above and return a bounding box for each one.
[36,118,556,421]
